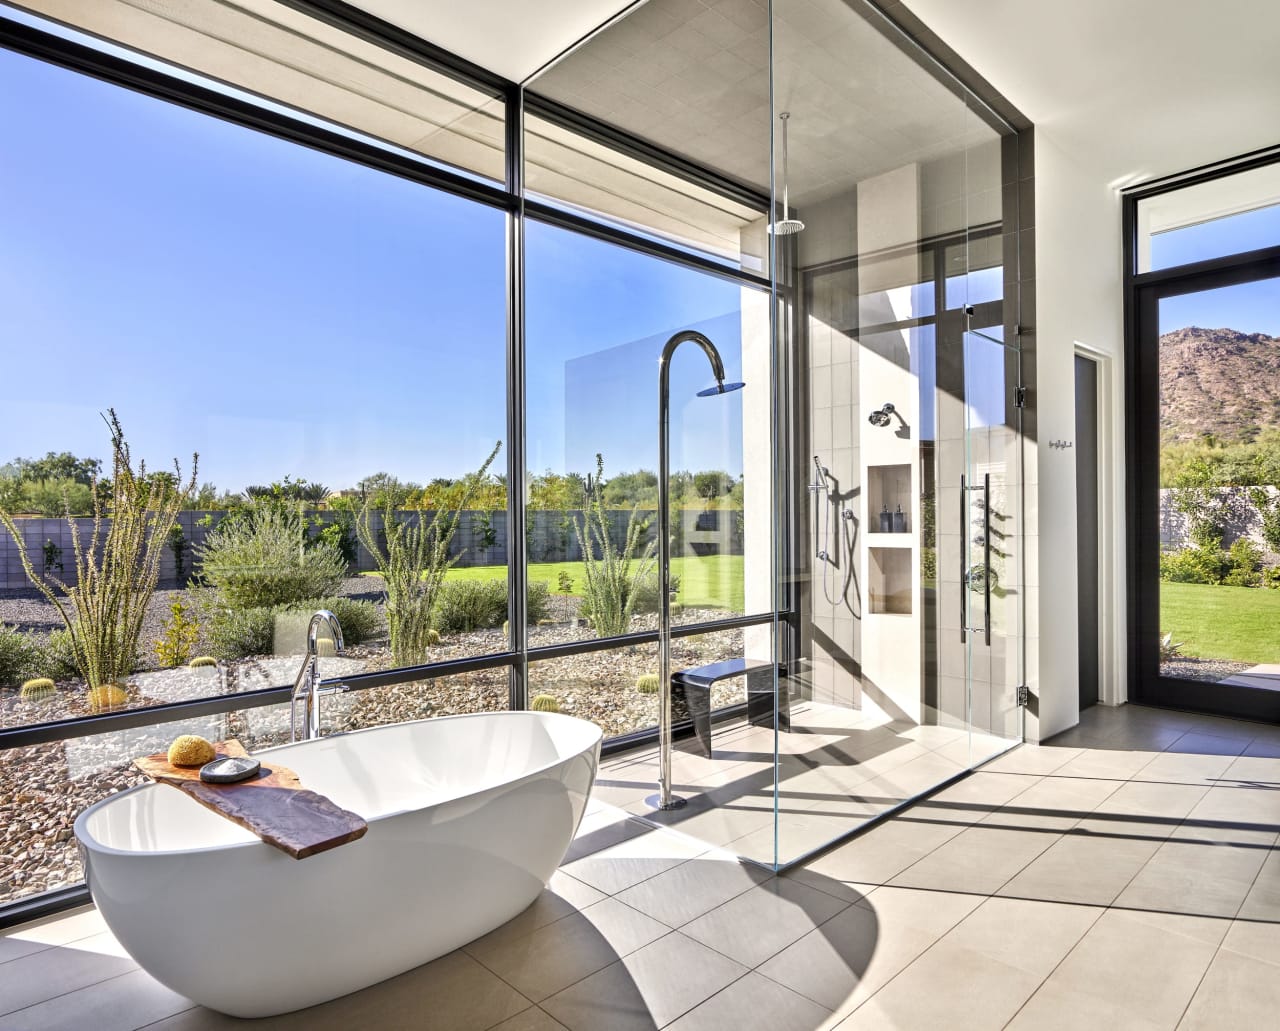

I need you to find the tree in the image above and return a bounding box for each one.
[693,470,735,500]
[13,451,101,486]
[603,469,657,508]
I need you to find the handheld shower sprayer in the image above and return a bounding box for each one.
[810,455,828,493]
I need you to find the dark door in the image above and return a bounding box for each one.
[1075,355,1099,709]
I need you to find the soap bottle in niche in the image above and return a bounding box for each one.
[879,504,892,533]
[893,504,906,533]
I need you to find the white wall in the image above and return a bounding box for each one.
[1027,128,1127,740]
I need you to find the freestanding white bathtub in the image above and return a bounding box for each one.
[74,710,602,1018]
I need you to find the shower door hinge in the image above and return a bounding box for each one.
[1016,685,1030,707]
[1015,385,1027,408]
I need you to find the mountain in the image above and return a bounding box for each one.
[1159,326,1280,443]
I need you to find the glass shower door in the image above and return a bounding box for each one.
[961,316,1024,760]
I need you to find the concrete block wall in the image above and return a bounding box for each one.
[0,507,745,593]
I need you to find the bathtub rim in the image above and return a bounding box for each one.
[73,708,603,860]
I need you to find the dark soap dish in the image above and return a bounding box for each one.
[199,755,262,784]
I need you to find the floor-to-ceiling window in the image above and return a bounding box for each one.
[1127,157,1280,719]
[0,0,776,916]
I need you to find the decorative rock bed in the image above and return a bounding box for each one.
[0,580,748,906]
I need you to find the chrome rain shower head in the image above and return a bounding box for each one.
[868,402,895,427]
[696,381,746,396]
[769,112,805,236]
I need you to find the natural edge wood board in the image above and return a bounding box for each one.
[135,740,367,859]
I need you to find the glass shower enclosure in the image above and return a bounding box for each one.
[525,0,1026,869]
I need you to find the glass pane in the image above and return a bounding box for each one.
[0,46,508,731]
[775,0,1018,866]
[1137,163,1280,272]
[0,703,289,908]
[565,623,775,843]
[1158,277,1280,686]
[524,114,768,272]
[14,0,506,182]
[524,0,771,274]
[524,220,766,646]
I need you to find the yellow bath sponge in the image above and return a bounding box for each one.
[168,735,216,768]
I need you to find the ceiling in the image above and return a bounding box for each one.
[346,0,638,82]
[529,0,999,205]
[900,0,1280,188]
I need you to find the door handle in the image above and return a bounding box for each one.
[959,475,967,643]
[982,472,991,644]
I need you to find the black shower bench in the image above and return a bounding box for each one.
[671,658,790,758]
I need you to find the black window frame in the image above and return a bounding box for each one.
[0,3,781,926]
[1123,153,1280,722]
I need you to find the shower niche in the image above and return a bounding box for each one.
[867,464,911,534]
[868,547,911,614]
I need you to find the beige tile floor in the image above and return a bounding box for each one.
[4,703,1280,1029]
[594,701,1015,866]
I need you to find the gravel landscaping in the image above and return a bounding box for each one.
[0,579,746,906]
[1159,656,1255,683]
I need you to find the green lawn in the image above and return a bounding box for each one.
[442,555,745,612]
[1160,581,1280,665]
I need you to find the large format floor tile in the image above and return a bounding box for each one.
[5,704,1279,1030]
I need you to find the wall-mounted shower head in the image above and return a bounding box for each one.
[868,402,895,427]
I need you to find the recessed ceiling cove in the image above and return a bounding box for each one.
[346,0,642,81]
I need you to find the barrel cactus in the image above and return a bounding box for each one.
[530,694,559,713]
[189,656,217,669]
[635,673,659,694]
[20,677,56,701]
[87,683,129,712]
[426,629,441,646]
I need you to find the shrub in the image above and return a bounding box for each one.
[1159,546,1228,584]
[1264,565,1280,589]
[1223,538,1263,587]
[203,596,382,661]
[435,579,507,634]
[627,572,680,614]
[19,677,56,701]
[1251,488,1280,553]
[40,629,82,681]
[433,579,552,635]
[21,478,95,518]
[358,443,501,667]
[196,506,346,610]
[573,455,657,638]
[528,581,552,624]
[531,694,559,713]
[0,412,197,687]
[0,624,39,687]
[154,600,200,668]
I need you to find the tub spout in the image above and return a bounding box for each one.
[290,610,346,742]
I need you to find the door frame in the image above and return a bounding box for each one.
[1125,246,1280,720]
[1072,345,1116,706]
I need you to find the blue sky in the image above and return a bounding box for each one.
[0,45,748,491]
[1154,207,1280,337]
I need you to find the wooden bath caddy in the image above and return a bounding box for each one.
[134,739,367,860]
